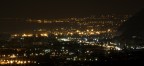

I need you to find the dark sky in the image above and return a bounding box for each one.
[0,0,144,18]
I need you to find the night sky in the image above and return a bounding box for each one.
[0,0,144,18]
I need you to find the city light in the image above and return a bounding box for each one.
[0,11,142,65]
[0,60,36,65]
[9,54,16,58]
[40,33,48,37]
[22,34,33,37]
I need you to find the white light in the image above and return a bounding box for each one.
[34,61,36,63]
[59,38,70,41]
[28,61,30,63]
[115,46,122,50]
[95,58,98,61]
[10,60,13,64]
[24,61,26,64]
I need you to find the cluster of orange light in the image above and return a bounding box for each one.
[12,33,48,37]
[0,60,36,65]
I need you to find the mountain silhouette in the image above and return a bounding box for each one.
[118,9,144,39]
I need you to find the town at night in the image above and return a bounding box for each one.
[0,0,144,66]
